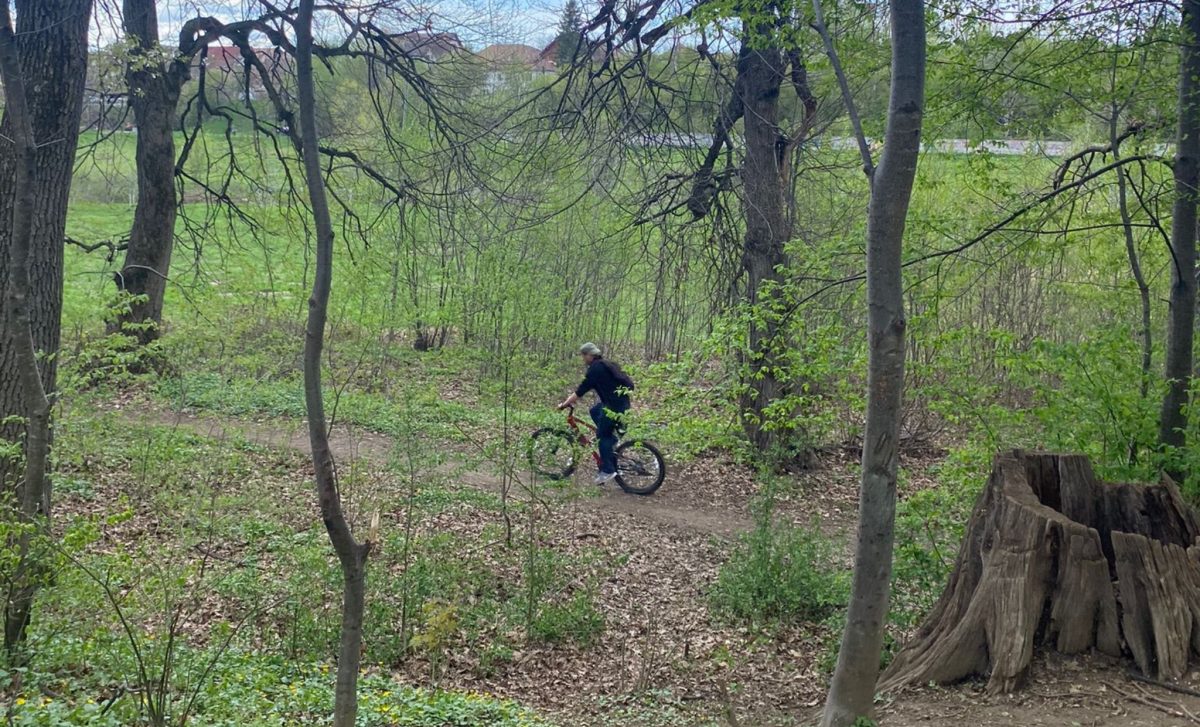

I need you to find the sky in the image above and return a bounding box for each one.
[92,0,567,51]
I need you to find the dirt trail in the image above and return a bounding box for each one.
[118,404,754,538]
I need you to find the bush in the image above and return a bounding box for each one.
[710,496,848,625]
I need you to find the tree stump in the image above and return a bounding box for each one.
[879,450,1200,694]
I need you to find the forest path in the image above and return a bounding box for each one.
[118,404,761,539]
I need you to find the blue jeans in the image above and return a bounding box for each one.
[590,402,625,474]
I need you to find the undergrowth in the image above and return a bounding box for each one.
[709,486,849,627]
[5,637,549,726]
[29,405,607,724]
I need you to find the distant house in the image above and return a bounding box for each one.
[537,37,606,68]
[477,43,556,92]
[538,38,567,67]
[389,31,464,61]
[196,45,289,103]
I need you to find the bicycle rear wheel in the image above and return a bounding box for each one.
[615,440,665,495]
[527,428,577,481]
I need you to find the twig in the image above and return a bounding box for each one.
[1132,682,1200,723]
[1126,669,1200,700]
[97,684,128,717]
[1104,680,1200,725]
[65,236,129,261]
[1052,120,1162,188]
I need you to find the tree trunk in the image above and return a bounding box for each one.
[0,0,56,656]
[821,1,924,724]
[1110,116,1152,465]
[737,38,791,455]
[1159,0,1200,457]
[0,0,90,487]
[880,451,1200,693]
[115,0,190,344]
[295,3,371,725]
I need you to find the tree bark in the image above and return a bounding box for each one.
[880,451,1200,693]
[295,3,371,725]
[1159,0,1200,458]
[821,1,924,724]
[114,0,191,344]
[0,0,57,655]
[0,0,91,487]
[737,37,792,455]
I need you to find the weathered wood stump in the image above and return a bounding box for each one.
[879,450,1200,694]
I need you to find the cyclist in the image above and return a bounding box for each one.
[557,342,632,484]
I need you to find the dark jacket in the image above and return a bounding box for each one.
[576,358,631,411]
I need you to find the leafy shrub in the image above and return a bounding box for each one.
[58,293,162,394]
[998,327,1161,482]
[702,284,866,466]
[889,450,990,631]
[632,359,741,459]
[711,497,848,625]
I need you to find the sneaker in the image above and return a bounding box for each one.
[593,471,617,485]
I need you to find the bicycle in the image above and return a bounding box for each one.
[526,405,666,495]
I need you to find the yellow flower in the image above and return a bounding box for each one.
[14,697,25,706]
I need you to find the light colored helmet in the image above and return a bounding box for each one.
[579,342,602,356]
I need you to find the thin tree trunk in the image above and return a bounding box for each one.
[737,37,792,455]
[1159,0,1200,457]
[812,0,873,177]
[0,0,90,488]
[1110,116,1152,465]
[295,2,370,725]
[0,0,56,655]
[821,1,925,724]
[115,0,190,344]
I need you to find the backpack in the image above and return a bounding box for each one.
[601,359,636,391]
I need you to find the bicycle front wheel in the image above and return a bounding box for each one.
[528,428,577,481]
[615,440,665,495]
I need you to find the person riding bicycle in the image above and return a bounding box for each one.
[557,342,632,485]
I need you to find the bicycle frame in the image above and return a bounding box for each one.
[564,406,603,468]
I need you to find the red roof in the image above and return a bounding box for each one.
[538,37,605,66]
[201,45,284,73]
[478,43,542,65]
